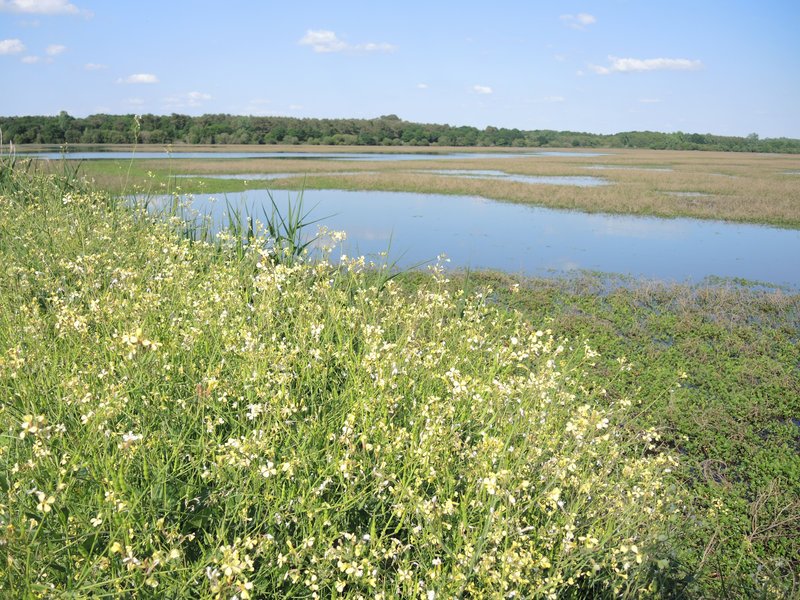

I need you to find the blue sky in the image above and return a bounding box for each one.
[2,0,798,138]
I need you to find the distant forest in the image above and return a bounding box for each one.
[2,112,798,153]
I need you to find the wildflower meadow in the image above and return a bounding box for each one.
[0,163,793,598]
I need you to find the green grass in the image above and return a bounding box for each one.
[432,271,800,596]
[0,162,798,598]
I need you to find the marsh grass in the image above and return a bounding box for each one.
[0,165,744,599]
[431,269,800,598]
[67,148,800,228]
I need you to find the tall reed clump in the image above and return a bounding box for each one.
[1,169,717,598]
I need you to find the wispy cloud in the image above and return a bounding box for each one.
[0,0,91,16]
[639,98,662,103]
[117,73,159,84]
[560,13,596,30]
[241,98,275,116]
[299,30,345,53]
[416,83,428,89]
[17,42,64,63]
[298,29,397,54]
[589,56,705,75]
[473,85,492,95]
[362,42,396,52]
[541,96,565,103]
[0,38,25,54]
[83,62,107,70]
[163,91,211,108]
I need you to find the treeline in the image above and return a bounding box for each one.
[2,111,799,153]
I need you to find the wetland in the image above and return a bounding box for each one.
[54,145,800,287]
[4,144,800,598]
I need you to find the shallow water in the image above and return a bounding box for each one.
[417,169,611,187]
[582,165,673,172]
[160,189,800,288]
[663,191,713,197]
[174,170,611,187]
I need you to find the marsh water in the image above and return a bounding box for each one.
[163,189,800,288]
[414,170,611,187]
[173,171,610,187]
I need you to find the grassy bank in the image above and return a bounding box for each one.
[1,165,798,598]
[50,147,800,228]
[432,270,800,596]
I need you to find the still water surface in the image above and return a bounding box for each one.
[167,189,800,288]
[173,170,610,187]
[417,170,611,187]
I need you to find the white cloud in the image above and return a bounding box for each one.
[83,62,107,70]
[416,83,428,89]
[474,85,492,95]
[299,30,346,53]
[639,98,662,103]
[298,29,396,54]
[589,56,705,75]
[0,38,25,54]
[125,98,144,105]
[45,43,65,55]
[21,55,40,63]
[362,42,396,52]
[117,73,159,84]
[541,96,565,103]
[560,13,596,30]
[0,0,89,15]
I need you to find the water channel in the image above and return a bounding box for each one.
[160,189,800,288]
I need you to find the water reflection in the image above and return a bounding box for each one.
[164,189,799,288]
